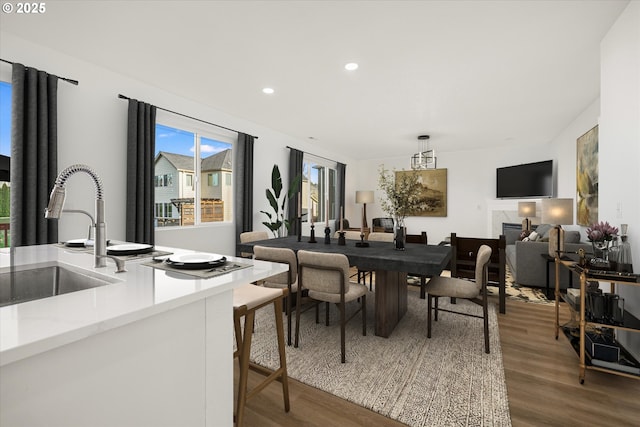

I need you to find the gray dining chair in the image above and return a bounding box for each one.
[296,250,367,363]
[253,245,298,346]
[425,244,493,353]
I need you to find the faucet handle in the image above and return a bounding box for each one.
[97,255,127,273]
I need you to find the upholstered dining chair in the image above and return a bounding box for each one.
[335,230,377,289]
[334,230,362,240]
[233,284,290,426]
[424,245,493,353]
[406,231,428,298]
[239,231,269,258]
[296,250,368,363]
[253,245,298,346]
[367,231,394,242]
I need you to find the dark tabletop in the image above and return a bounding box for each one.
[238,236,452,276]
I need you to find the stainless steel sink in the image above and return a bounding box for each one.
[0,262,121,307]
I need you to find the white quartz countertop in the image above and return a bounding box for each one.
[0,244,288,366]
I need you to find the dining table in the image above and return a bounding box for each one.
[237,235,452,337]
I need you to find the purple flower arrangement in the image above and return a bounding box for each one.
[586,221,619,242]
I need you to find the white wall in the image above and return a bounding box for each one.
[600,1,640,358]
[0,32,356,254]
[353,96,598,246]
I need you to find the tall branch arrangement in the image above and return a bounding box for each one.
[377,166,422,221]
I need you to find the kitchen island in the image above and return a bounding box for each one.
[0,244,288,427]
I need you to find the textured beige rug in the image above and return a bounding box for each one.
[249,290,512,426]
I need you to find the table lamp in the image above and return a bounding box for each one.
[518,201,536,231]
[355,190,375,229]
[541,198,574,257]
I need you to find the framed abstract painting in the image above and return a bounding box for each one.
[576,125,598,226]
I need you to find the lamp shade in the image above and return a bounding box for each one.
[541,198,573,225]
[356,190,375,204]
[518,201,536,217]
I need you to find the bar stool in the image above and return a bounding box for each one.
[233,284,290,426]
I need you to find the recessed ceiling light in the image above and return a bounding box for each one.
[344,63,358,71]
[262,87,274,94]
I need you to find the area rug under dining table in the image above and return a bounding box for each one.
[248,289,512,426]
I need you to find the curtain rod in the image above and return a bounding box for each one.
[286,146,338,164]
[118,94,258,140]
[1,58,79,85]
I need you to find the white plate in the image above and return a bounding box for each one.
[168,253,225,264]
[65,238,89,247]
[107,243,153,254]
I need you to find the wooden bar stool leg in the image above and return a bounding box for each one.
[235,309,255,427]
[273,297,290,412]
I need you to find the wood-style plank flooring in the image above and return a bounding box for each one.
[235,295,640,426]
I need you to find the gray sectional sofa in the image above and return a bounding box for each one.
[505,224,591,290]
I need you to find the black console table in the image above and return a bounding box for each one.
[541,253,572,299]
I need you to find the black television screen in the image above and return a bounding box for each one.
[496,160,554,198]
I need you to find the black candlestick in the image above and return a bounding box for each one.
[356,233,369,247]
[308,224,317,243]
[338,231,346,246]
[324,226,331,244]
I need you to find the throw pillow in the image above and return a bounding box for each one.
[519,230,532,241]
[535,224,553,239]
[528,231,540,241]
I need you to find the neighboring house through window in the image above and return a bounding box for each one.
[154,112,234,227]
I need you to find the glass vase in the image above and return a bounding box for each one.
[592,240,610,262]
[393,217,406,251]
[618,235,633,273]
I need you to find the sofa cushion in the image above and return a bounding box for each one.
[564,230,581,243]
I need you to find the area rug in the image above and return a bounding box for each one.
[249,291,512,426]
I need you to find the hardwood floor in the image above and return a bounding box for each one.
[236,296,640,426]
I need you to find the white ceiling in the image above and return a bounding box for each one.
[0,0,629,159]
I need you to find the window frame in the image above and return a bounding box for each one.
[154,110,235,230]
[302,154,338,225]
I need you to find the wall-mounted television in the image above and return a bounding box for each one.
[496,160,554,199]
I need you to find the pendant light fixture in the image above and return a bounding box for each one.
[411,135,437,170]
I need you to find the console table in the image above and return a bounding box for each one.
[553,258,640,383]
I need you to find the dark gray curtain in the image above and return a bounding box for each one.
[235,133,254,249]
[126,99,156,245]
[337,162,346,223]
[287,148,303,236]
[10,63,59,246]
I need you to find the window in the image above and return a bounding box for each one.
[208,172,219,187]
[155,173,173,187]
[154,113,234,228]
[0,81,11,248]
[302,154,338,226]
